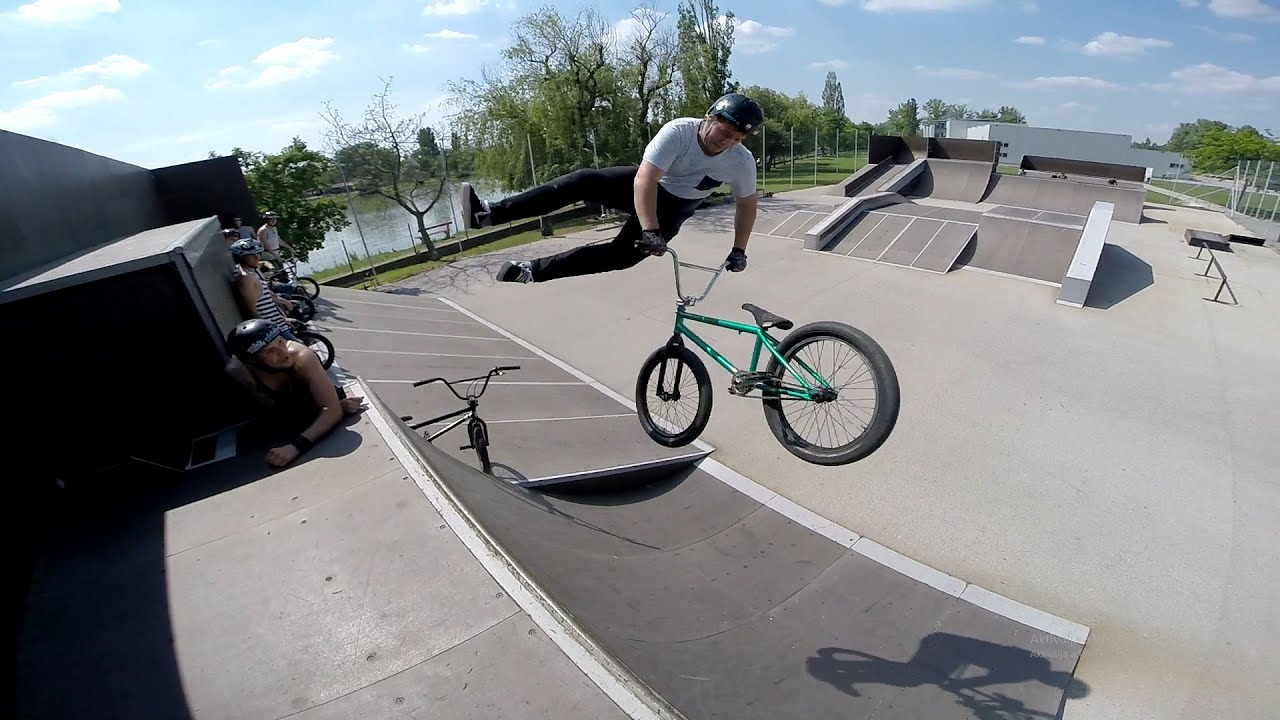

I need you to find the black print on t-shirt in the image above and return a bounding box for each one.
[696,175,723,191]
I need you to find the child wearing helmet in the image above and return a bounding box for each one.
[459,92,765,285]
[225,318,366,468]
[229,238,298,341]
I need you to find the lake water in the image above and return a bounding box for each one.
[297,180,515,275]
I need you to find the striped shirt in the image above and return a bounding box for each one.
[237,267,291,333]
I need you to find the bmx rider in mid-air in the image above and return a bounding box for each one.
[459,92,766,284]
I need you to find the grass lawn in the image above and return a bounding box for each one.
[1147,179,1277,216]
[338,215,618,289]
[758,155,868,193]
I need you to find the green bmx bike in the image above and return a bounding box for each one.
[635,248,901,466]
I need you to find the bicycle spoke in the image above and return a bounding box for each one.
[771,335,881,450]
[646,359,703,435]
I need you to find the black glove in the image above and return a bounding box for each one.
[726,247,747,272]
[636,229,668,256]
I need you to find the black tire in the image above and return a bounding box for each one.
[291,295,316,322]
[762,321,900,466]
[635,343,713,447]
[295,330,335,370]
[468,417,492,474]
[296,276,320,300]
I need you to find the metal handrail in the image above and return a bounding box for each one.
[1192,244,1239,305]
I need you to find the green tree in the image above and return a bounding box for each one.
[232,138,350,262]
[885,98,920,137]
[321,78,452,258]
[821,72,845,116]
[1167,119,1230,154]
[675,0,736,117]
[1189,126,1280,175]
[612,2,680,159]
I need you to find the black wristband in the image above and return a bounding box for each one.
[290,435,314,453]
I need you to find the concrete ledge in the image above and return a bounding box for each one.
[881,158,927,195]
[1057,201,1114,308]
[803,192,905,251]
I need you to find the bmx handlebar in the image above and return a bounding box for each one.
[412,365,520,399]
[666,247,728,306]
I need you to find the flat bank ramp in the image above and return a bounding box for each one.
[402,429,1088,720]
[823,203,979,273]
[971,207,1086,284]
[983,172,1144,224]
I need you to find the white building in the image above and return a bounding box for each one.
[926,119,1188,181]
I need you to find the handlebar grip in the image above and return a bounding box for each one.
[495,365,521,372]
[412,379,430,387]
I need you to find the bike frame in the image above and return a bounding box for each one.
[664,249,831,401]
[409,402,477,442]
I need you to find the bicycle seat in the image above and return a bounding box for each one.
[742,303,793,330]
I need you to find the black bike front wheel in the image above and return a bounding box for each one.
[635,343,712,447]
[295,330,335,370]
[467,417,492,474]
[762,321,900,466]
[291,295,316,322]
[296,276,320,300]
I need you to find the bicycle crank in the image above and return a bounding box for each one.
[729,371,774,396]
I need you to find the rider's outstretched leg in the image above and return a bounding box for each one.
[497,189,702,283]
[462,166,637,230]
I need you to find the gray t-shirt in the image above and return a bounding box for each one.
[643,117,758,201]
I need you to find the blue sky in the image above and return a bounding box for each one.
[2,0,1277,169]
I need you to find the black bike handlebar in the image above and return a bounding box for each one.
[411,365,520,400]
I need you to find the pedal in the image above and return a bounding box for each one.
[729,371,773,395]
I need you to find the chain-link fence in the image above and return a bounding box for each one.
[1144,159,1279,244]
[739,125,872,194]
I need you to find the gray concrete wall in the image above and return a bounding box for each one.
[0,130,167,281]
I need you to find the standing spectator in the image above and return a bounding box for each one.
[233,216,258,240]
[257,211,295,265]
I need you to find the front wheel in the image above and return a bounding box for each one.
[762,321,900,466]
[296,276,320,300]
[295,330,335,370]
[635,343,713,447]
[468,417,492,474]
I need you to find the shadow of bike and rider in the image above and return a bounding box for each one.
[807,633,1090,720]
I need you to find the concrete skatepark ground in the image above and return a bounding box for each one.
[16,179,1280,719]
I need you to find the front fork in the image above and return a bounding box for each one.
[656,333,688,401]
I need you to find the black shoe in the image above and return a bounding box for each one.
[496,260,534,283]
[461,182,491,230]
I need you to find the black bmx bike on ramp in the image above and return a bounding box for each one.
[400,365,520,474]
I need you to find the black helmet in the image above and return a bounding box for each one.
[230,238,264,260]
[227,318,283,362]
[707,93,764,136]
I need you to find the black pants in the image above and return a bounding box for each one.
[488,166,704,282]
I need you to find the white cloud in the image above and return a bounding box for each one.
[608,7,669,48]
[1081,32,1173,56]
[807,59,849,70]
[861,0,988,10]
[1206,0,1280,21]
[1194,24,1256,41]
[423,29,478,39]
[69,54,151,78]
[734,19,794,54]
[247,37,340,87]
[1178,0,1200,6]
[1007,75,1122,89]
[1150,63,1280,93]
[402,43,432,53]
[1014,35,1044,45]
[205,66,243,90]
[421,0,487,16]
[0,84,122,130]
[11,0,118,22]
[14,76,50,87]
[915,65,993,80]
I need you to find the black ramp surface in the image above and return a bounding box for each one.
[850,214,912,259]
[880,218,945,267]
[972,214,1082,283]
[914,223,977,272]
[907,159,993,203]
[399,424,1087,719]
[826,213,883,254]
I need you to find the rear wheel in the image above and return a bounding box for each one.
[635,343,713,447]
[290,295,315,322]
[295,330,335,370]
[761,321,899,466]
